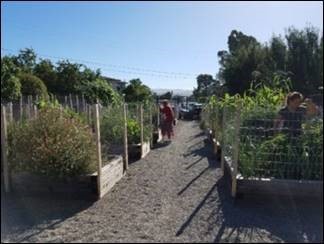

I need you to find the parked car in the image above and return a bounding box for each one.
[179,102,203,120]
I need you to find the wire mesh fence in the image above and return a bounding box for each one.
[100,104,126,159]
[220,103,323,181]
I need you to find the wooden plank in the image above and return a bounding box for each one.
[93,104,102,199]
[141,141,150,158]
[100,156,124,197]
[237,178,323,197]
[1,105,10,192]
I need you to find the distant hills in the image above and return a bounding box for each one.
[152,89,193,96]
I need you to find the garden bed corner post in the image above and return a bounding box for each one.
[1,105,11,193]
[140,104,144,157]
[221,106,226,173]
[93,103,102,199]
[123,103,128,172]
[232,103,242,198]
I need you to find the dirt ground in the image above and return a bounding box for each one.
[1,120,323,243]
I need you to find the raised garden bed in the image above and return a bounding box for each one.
[128,141,150,160]
[11,155,124,200]
[223,156,323,198]
[153,128,162,144]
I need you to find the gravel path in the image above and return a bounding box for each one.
[1,120,323,243]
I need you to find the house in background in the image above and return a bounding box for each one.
[102,76,127,92]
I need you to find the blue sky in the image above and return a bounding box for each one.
[1,1,323,90]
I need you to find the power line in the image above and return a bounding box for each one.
[1,48,200,79]
[3,23,220,56]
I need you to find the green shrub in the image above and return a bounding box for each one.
[18,72,48,97]
[1,76,21,101]
[8,106,96,179]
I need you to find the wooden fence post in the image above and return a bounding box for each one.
[1,105,10,193]
[8,102,13,123]
[19,96,23,121]
[87,104,91,126]
[59,104,63,118]
[157,104,160,128]
[123,103,128,172]
[221,106,226,173]
[231,103,241,198]
[64,96,68,108]
[82,94,86,113]
[93,104,102,199]
[140,104,144,157]
[149,105,153,147]
[76,95,80,113]
[33,105,38,119]
[27,95,32,119]
[69,94,73,110]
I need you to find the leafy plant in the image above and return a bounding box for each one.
[8,105,96,179]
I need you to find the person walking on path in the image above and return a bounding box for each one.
[160,100,175,142]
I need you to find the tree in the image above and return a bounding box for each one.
[123,79,153,103]
[159,91,173,100]
[78,77,121,105]
[193,74,215,102]
[285,26,322,95]
[14,48,37,73]
[55,60,84,94]
[217,26,322,96]
[269,35,287,71]
[1,56,22,101]
[34,59,58,94]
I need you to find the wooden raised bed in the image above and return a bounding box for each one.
[128,141,150,160]
[236,176,323,198]
[153,128,162,144]
[222,155,323,199]
[11,155,124,199]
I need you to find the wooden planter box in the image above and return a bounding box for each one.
[236,176,323,198]
[11,155,124,199]
[223,156,323,198]
[128,141,150,160]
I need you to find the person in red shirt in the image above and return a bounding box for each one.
[160,100,175,142]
